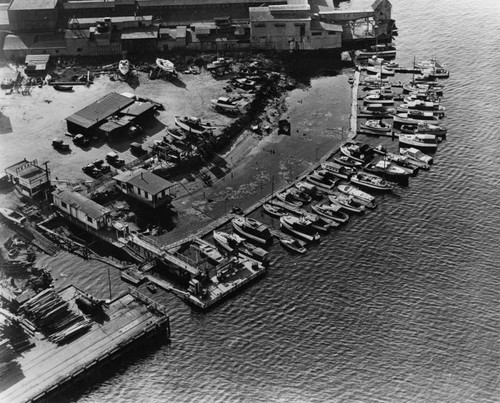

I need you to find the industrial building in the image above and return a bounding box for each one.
[65,92,156,137]
[4,159,51,199]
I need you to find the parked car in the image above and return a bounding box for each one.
[52,138,70,151]
[73,134,90,147]
[82,163,101,178]
[106,152,125,167]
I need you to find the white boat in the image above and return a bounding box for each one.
[118,60,130,76]
[0,207,26,226]
[156,58,175,72]
[400,122,447,138]
[279,237,307,254]
[337,184,377,208]
[367,56,399,68]
[166,127,187,141]
[340,141,374,163]
[359,103,395,117]
[192,239,224,264]
[174,116,213,135]
[320,161,356,180]
[213,231,269,262]
[231,217,273,246]
[398,134,438,153]
[365,65,395,76]
[356,44,397,59]
[210,97,239,112]
[393,111,441,127]
[400,147,434,165]
[295,181,322,198]
[363,160,411,185]
[206,57,232,71]
[359,119,392,133]
[365,87,395,99]
[328,194,365,214]
[311,203,349,224]
[350,172,396,192]
[279,215,320,243]
[363,94,395,105]
[402,82,444,96]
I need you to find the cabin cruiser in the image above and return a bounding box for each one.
[393,111,441,127]
[340,141,374,163]
[363,160,412,185]
[213,231,269,263]
[280,215,320,243]
[279,237,307,254]
[359,119,392,133]
[231,217,273,246]
[337,184,376,208]
[398,134,438,153]
[320,161,356,180]
[311,203,349,224]
[400,147,434,165]
[328,194,365,214]
[359,103,395,117]
[350,172,396,192]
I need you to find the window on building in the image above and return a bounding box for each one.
[255,24,266,28]
[311,32,322,36]
[328,32,337,35]
[87,216,93,224]
[77,47,83,52]
[275,23,286,28]
[61,201,68,209]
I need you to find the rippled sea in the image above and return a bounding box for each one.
[66,1,500,402]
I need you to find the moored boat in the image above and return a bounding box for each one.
[262,203,287,218]
[337,184,377,208]
[306,173,337,191]
[363,160,411,186]
[231,217,273,246]
[279,215,320,243]
[400,122,447,139]
[311,203,349,224]
[321,161,356,180]
[400,147,434,165]
[0,207,26,226]
[279,237,307,254]
[328,194,365,214]
[295,181,323,198]
[363,94,395,105]
[398,134,438,153]
[351,171,396,191]
[359,119,392,133]
[213,230,269,263]
[276,191,303,208]
[365,65,395,76]
[359,103,395,117]
[333,155,364,168]
[192,239,224,264]
[340,141,374,163]
[393,111,441,127]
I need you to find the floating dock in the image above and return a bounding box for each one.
[0,285,170,403]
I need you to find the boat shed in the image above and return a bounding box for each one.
[52,189,111,230]
[65,92,155,136]
[25,54,50,76]
[113,169,174,209]
[5,159,50,198]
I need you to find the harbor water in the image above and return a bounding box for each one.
[38,0,500,401]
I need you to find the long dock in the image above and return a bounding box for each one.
[0,285,170,403]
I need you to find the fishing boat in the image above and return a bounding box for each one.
[174,116,213,135]
[0,207,26,226]
[328,194,365,214]
[306,173,337,191]
[210,97,239,112]
[295,181,323,198]
[311,203,349,224]
[359,103,396,118]
[399,134,438,153]
[279,237,307,254]
[359,119,392,133]
[262,203,287,218]
[393,111,441,127]
[206,57,232,71]
[118,59,130,75]
[351,171,396,191]
[400,122,447,139]
[400,147,434,165]
[276,191,303,208]
[279,215,320,243]
[333,155,364,168]
[213,231,269,263]
[337,184,377,208]
[340,141,374,163]
[320,161,356,180]
[372,146,424,172]
[231,217,273,246]
[53,84,73,92]
[156,58,175,73]
[363,160,411,186]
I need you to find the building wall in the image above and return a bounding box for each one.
[8,9,58,32]
[53,196,107,230]
[251,20,308,50]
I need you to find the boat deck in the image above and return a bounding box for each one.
[0,286,169,403]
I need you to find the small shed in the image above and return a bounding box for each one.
[25,54,50,76]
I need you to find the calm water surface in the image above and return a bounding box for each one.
[69,1,500,401]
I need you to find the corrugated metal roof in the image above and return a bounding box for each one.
[53,189,111,220]
[66,92,134,129]
[120,101,155,116]
[121,29,158,40]
[9,0,58,10]
[25,54,50,64]
[3,34,32,51]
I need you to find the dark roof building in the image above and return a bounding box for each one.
[8,0,59,32]
[5,159,50,198]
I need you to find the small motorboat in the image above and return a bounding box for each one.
[206,57,232,71]
[287,188,312,204]
[231,217,273,246]
[393,111,440,127]
[276,192,303,208]
[174,116,213,135]
[363,94,395,105]
[321,161,356,180]
[306,173,337,191]
[211,97,239,112]
[295,181,323,198]
[193,239,224,264]
[328,194,365,214]
[398,134,438,153]
[279,215,320,243]
[400,122,447,139]
[365,65,395,76]
[53,84,73,92]
[333,155,364,168]
[280,237,307,254]
[359,119,392,133]
[337,184,377,208]
[340,141,374,163]
[363,160,412,186]
[156,58,175,73]
[364,87,395,99]
[118,59,130,76]
[359,103,396,117]
[167,127,187,141]
[213,231,269,262]
[367,56,399,68]
[400,147,434,165]
[350,172,396,192]
[311,203,349,224]
[0,207,26,226]
[262,203,287,218]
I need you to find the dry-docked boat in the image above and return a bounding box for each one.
[311,203,349,224]
[279,237,307,254]
[0,207,26,226]
[156,58,175,72]
[210,97,239,112]
[166,127,187,141]
[118,59,130,75]
[328,194,365,214]
[359,119,392,133]
[333,155,364,168]
[363,94,395,105]
[337,184,377,208]
[400,147,434,165]
[262,203,287,218]
[363,160,412,186]
[350,172,396,192]
[393,111,441,127]
[340,141,374,163]
[280,215,321,243]
[53,84,73,92]
[231,217,273,246]
[174,116,213,135]
[213,231,269,263]
[206,57,232,71]
[398,134,438,153]
[359,103,396,117]
[321,161,356,180]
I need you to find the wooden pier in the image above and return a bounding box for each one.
[0,286,170,403]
